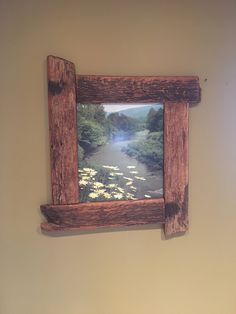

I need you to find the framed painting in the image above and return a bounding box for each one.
[41,55,201,237]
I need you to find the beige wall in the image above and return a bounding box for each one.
[1,0,236,313]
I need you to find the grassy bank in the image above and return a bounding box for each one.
[122,131,163,170]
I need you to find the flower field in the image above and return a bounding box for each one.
[79,165,151,202]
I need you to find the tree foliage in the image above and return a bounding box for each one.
[78,119,106,149]
[77,104,106,124]
[107,112,137,132]
[77,104,106,154]
[146,107,163,132]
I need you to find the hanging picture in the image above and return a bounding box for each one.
[41,55,201,237]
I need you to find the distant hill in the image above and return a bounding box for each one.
[116,104,162,120]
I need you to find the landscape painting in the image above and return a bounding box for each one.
[77,103,163,202]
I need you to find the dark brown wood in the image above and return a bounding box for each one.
[164,102,189,236]
[41,198,165,231]
[77,75,200,104]
[47,55,79,204]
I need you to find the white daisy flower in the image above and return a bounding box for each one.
[93,182,104,188]
[79,180,88,186]
[123,177,133,181]
[117,187,124,193]
[104,192,112,199]
[107,184,117,188]
[80,175,90,180]
[88,192,99,199]
[83,167,93,172]
[113,193,123,199]
[135,176,146,181]
[97,189,106,195]
[127,193,134,197]
[126,181,132,186]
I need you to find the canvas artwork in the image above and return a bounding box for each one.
[77,103,163,202]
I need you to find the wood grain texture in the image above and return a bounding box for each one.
[41,198,165,231]
[164,102,189,236]
[76,75,200,104]
[47,55,79,204]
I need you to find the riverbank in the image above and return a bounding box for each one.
[122,131,163,170]
[79,130,163,202]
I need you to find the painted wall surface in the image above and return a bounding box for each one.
[1,0,236,313]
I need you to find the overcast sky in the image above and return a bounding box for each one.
[102,103,162,113]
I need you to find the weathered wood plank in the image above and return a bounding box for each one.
[76,75,200,104]
[41,198,165,231]
[164,102,189,236]
[47,55,79,204]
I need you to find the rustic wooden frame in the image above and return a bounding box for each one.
[41,55,200,237]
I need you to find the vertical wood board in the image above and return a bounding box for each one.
[47,55,79,204]
[164,102,189,236]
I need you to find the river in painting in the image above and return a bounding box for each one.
[77,103,163,203]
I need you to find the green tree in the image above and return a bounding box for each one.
[78,119,106,151]
[107,112,138,134]
[146,107,163,132]
[77,104,107,156]
[77,104,106,124]
[93,104,106,124]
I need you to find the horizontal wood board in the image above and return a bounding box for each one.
[41,198,165,231]
[77,75,200,104]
